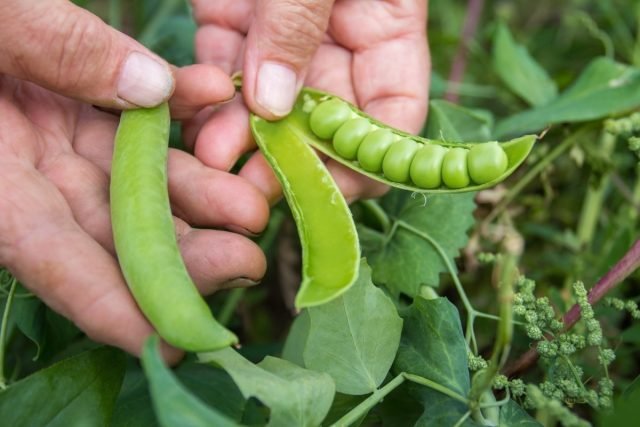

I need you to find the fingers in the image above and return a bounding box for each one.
[0,162,182,363]
[167,149,269,234]
[243,0,335,118]
[191,98,254,171]
[332,0,430,134]
[0,0,174,108]
[176,224,266,295]
[169,65,236,121]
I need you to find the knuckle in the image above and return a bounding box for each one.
[51,12,113,91]
[261,0,330,66]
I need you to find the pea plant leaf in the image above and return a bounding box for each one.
[200,348,335,427]
[413,389,479,427]
[359,190,476,298]
[394,297,473,426]
[12,292,81,362]
[281,309,310,367]
[140,336,238,427]
[0,346,125,427]
[113,361,246,427]
[493,23,558,107]
[495,57,640,138]
[499,400,542,426]
[425,100,493,142]
[302,259,403,395]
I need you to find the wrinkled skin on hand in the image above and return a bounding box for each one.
[0,66,269,363]
[188,0,430,203]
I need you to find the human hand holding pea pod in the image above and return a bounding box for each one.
[189,0,429,203]
[0,0,269,363]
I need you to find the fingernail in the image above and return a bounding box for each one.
[255,61,298,117]
[222,277,260,289]
[118,52,174,107]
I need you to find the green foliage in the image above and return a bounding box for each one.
[0,347,125,426]
[2,1,640,426]
[200,348,335,427]
[493,23,558,107]
[141,336,238,427]
[359,191,476,297]
[302,260,403,395]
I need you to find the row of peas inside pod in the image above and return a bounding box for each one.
[308,98,509,189]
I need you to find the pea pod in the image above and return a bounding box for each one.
[111,103,237,352]
[250,113,360,309]
[293,88,536,193]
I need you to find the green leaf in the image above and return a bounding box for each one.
[281,310,310,367]
[493,23,557,107]
[499,400,542,426]
[496,57,640,138]
[13,292,81,362]
[394,297,470,397]
[0,347,125,426]
[303,259,403,395]
[200,348,335,427]
[413,389,478,426]
[425,100,493,142]
[373,382,423,426]
[113,361,246,427]
[394,297,474,426]
[141,336,238,427]
[360,190,476,298]
[12,290,44,360]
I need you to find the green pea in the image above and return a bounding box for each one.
[333,118,370,160]
[442,147,471,189]
[410,144,449,188]
[111,103,236,352]
[251,113,360,309]
[357,129,395,172]
[467,141,509,184]
[382,138,420,183]
[309,99,352,140]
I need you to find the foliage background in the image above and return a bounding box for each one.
[1,0,640,426]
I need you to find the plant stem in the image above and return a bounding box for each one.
[506,239,640,375]
[217,209,285,326]
[137,0,182,47]
[0,277,17,390]
[445,0,486,103]
[485,126,595,225]
[330,374,405,427]
[397,221,480,353]
[218,288,245,327]
[360,199,391,234]
[108,0,122,31]
[403,373,470,404]
[576,131,616,248]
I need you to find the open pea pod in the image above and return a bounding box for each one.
[250,114,360,309]
[272,87,537,193]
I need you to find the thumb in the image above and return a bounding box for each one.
[0,0,174,108]
[243,0,334,119]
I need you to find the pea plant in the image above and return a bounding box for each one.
[2,0,640,426]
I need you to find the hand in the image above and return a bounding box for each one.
[190,0,429,203]
[0,0,269,363]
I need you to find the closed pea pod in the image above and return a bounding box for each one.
[333,118,370,160]
[382,138,420,183]
[442,147,471,189]
[111,103,237,352]
[357,129,395,173]
[309,98,352,140]
[410,144,449,189]
[467,141,509,184]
